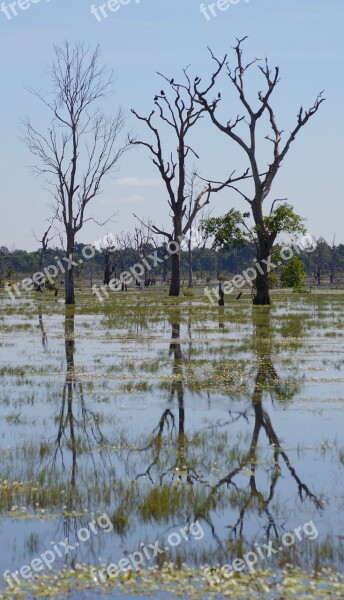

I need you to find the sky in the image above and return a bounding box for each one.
[0,0,343,251]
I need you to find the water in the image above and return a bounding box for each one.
[0,290,344,598]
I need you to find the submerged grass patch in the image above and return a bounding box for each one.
[0,564,344,599]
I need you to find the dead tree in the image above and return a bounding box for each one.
[195,37,324,304]
[101,234,117,285]
[34,225,52,290]
[116,232,131,270]
[117,232,132,289]
[130,69,247,296]
[132,223,157,286]
[21,42,128,305]
[185,173,210,287]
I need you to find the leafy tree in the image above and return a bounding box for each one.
[280,256,305,291]
[201,209,248,251]
[310,237,331,285]
[202,202,305,288]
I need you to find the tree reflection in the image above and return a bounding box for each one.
[131,307,323,553]
[205,308,323,541]
[135,312,203,486]
[50,312,113,545]
[37,306,48,350]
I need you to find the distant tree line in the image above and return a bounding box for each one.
[1,237,344,287]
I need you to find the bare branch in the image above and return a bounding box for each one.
[21,42,128,303]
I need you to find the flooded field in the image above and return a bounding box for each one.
[1,288,344,598]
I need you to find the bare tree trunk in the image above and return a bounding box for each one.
[253,238,272,305]
[103,254,112,285]
[188,237,193,288]
[216,251,221,280]
[169,217,182,296]
[316,267,321,286]
[103,266,110,285]
[169,252,181,296]
[254,271,270,305]
[65,236,75,305]
[218,281,224,306]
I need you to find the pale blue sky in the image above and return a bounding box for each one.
[0,0,343,250]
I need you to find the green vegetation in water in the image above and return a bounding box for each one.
[0,564,343,599]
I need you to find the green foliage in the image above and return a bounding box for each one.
[201,209,247,251]
[45,278,58,291]
[202,203,305,255]
[268,270,278,288]
[280,256,306,291]
[262,203,306,236]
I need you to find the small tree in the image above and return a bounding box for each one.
[22,42,128,305]
[310,237,331,285]
[280,256,305,291]
[184,173,210,288]
[132,223,158,285]
[101,234,117,286]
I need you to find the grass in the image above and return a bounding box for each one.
[0,564,344,598]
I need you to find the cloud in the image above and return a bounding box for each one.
[115,177,162,187]
[119,194,147,204]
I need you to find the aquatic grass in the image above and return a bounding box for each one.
[1,563,344,599]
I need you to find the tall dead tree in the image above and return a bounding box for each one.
[22,42,128,304]
[130,70,247,296]
[195,37,324,304]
